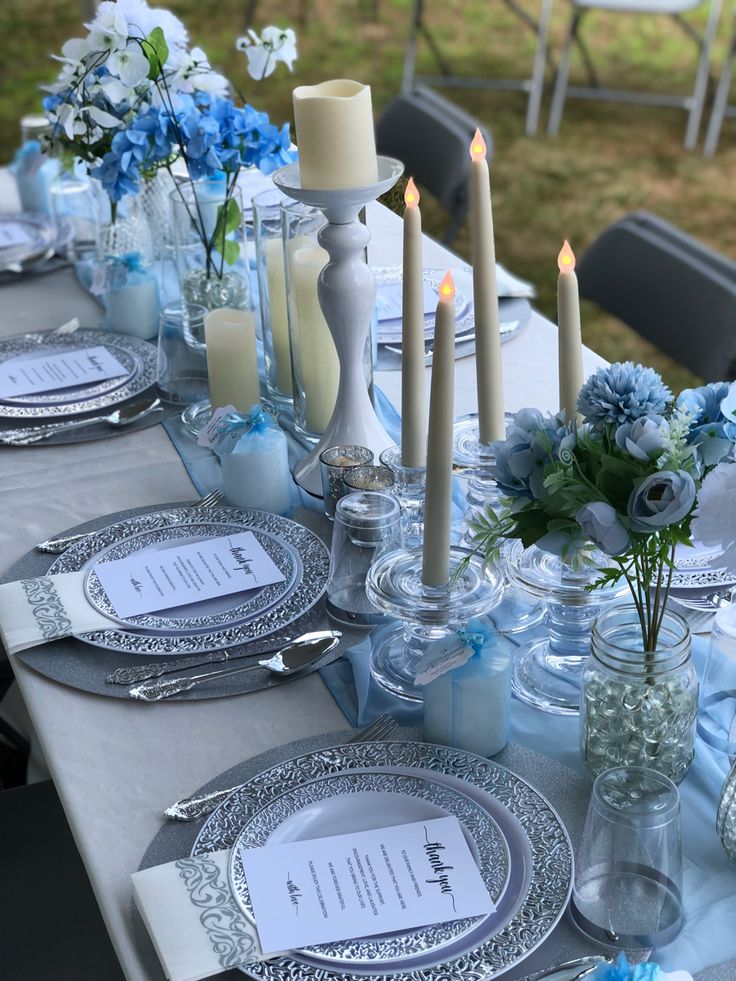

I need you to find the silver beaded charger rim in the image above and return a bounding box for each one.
[192,739,574,981]
[0,329,158,419]
[227,769,511,966]
[47,506,330,655]
[79,521,300,633]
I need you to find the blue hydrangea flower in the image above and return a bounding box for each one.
[677,381,735,466]
[490,408,571,501]
[577,362,672,429]
[592,953,660,981]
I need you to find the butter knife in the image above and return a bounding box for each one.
[105,629,338,686]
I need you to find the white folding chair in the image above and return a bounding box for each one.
[547,0,722,149]
[704,4,736,154]
[401,0,555,136]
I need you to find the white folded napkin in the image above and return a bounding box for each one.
[133,848,278,981]
[495,262,536,299]
[0,571,115,654]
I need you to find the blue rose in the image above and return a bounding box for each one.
[614,415,669,462]
[627,470,696,532]
[576,502,630,555]
[490,408,569,501]
[676,382,735,466]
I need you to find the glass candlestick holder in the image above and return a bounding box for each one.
[453,412,545,635]
[506,541,629,715]
[365,546,504,702]
[379,445,426,546]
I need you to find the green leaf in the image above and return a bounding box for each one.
[222,239,240,266]
[143,28,169,80]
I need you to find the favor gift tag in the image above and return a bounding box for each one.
[197,404,243,454]
[414,634,475,685]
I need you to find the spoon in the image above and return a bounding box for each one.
[128,631,342,701]
[1,395,163,445]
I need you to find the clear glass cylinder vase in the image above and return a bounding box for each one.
[581,604,698,784]
[170,179,249,312]
[717,760,736,861]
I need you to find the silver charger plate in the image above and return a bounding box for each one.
[669,543,736,593]
[47,506,330,656]
[81,520,300,634]
[194,739,573,981]
[227,770,510,967]
[0,213,56,268]
[0,329,158,419]
[373,267,475,345]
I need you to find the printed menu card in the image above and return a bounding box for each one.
[0,346,127,398]
[241,816,494,954]
[94,530,286,618]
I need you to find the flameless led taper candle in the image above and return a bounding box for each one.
[401,177,426,468]
[468,129,505,444]
[557,240,584,422]
[422,272,456,588]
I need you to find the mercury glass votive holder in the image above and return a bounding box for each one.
[319,444,374,519]
[379,445,427,546]
[342,465,395,494]
[365,545,504,702]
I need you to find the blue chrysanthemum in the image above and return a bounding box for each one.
[577,362,672,429]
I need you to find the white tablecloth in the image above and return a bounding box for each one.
[0,170,608,980]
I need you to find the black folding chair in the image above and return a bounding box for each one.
[375,87,493,245]
[577,211,736,380]
[0,780,125,980]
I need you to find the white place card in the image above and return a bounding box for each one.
[0,221,33,251]
[241,815,494,954]
[375,281,437,322]
[93,530,286,618]
[0,345,127,398]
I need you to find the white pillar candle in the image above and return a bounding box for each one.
[557,240,584,422]
[204,307,260,412]
[263,237,292,395]
[289,245,340,433]
[292,79,379,190]
[401,177,426,468]
[106,278,160,340]
[222,427,291,515]
[468,129,505,445]
[422,272,456,588]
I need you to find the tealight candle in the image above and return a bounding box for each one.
[422,271,456,587]
[401,177,426,469]
[342,465,396,493]
[204,307,260,412]
[468,129,505,444]
[557,240,584,422]
[292,79,379,190]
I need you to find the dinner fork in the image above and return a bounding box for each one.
[34,488,224,554]
[164,713,399,822]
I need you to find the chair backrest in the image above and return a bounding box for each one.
[577,211,736,380]
[375,87,492,243]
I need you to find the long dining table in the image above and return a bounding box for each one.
[1,167,733,981]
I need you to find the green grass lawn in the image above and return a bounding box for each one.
[2,0,735,393]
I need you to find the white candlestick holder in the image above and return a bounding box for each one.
[273,157,404,496]
[365,545,504,702]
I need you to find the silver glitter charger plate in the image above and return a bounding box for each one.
[669,545,736,592]
[0,329,158,419]
[47,506,330,656]
[193,740,573,981]
[228,769,510,967]
[80,521,300,633]
[0,212,56,268]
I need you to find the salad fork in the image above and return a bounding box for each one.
[34,488,224,554]
[164,713,399,822]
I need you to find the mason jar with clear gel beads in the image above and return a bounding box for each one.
[580,605,698,784]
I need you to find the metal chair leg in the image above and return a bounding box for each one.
[548,10,582,135]
[526,0,555,135]
[402,0,423,94]
[704,28,735,154]
[684,0,722,149]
